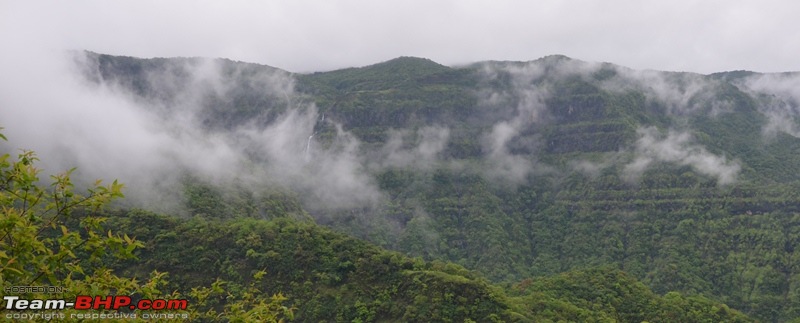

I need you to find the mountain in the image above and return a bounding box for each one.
[65,51,800,321]
[103,209,749,322]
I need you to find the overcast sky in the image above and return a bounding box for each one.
[2,0,799,74]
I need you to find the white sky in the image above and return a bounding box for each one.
[1,0,799,73]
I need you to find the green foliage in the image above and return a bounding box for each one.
[99,208,754,322]
[0,147,131,287]
[105,212,510,321]
[0,143,168,320]
[73,53,800,321]
[182,176,308,220]
[509,267,750,322]
[0,132,293,322]
[298,57,478,146]
[189,271,295,322]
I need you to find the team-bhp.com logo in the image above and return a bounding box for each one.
[5,295,188,310]
[3,295,189,320]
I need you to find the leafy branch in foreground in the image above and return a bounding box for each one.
[0,129,293,322]
[0,148,134,287]
[0,137,168,317]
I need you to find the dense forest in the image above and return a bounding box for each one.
[5,51,800,321]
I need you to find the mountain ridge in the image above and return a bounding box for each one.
[86,49,799,77]
[57,51,800,321]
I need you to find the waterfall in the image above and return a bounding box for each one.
[304,134,314,162]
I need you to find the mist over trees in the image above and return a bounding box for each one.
[4,51,800,321]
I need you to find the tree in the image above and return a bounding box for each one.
[0,129,167,316]
[0,129,293,322]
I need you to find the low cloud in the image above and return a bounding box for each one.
[568,158,616,179]
[736,73,800,138]
[0,49,383,215]
[623,127,740,185]
[473,60,560,183]
[373,126,450,170]
[600,67,726,116]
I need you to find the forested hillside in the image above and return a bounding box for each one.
[11,51,800,321]
[0,137,748,322]
[103,208,751,321]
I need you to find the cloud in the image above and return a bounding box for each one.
[3,1,800,74]
[569,159,614,179]
[473,61,557,184]
[0,48,384,215]
[237,109,383,211]
[623,127,740,185]
[481,121,535,184]
[374,126,450,170]
[472,57,612,184]
[734,73,800,138]
[599,66,725,116]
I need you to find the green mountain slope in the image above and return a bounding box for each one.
[73,52,800,321]
[105,209,750,322]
